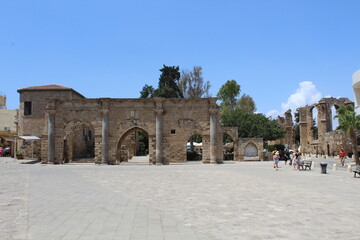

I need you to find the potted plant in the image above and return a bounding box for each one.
[16,152,24,159]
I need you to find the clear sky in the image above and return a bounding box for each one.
[1,0,359,118]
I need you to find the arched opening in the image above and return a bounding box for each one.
[117,127,149,163]
[223,133,234,161]
[244,142,258,160]
[69,125,95,162]
[311,107,318,140]
[186,133,202,161]
[331,105,339,131]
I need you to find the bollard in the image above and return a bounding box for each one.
[348,165,352,172]
[320,162,328,174]
[333,163,337,171]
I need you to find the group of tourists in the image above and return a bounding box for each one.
[272,149,301,170]
[273,148,348,170]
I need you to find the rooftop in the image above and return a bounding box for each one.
[17,84,85,98]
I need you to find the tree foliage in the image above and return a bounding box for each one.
[153,65,183,98]
[236,94,256,113]
[139,65,184,98]
[217,80,240,110]
[179,66,211,98]
[140,84,154,98]
[335,104,360,165]
[220,108,285,141]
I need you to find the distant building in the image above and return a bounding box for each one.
[0,95,18,157]
[0,95,18,133]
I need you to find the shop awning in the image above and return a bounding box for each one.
[18,136,41,141]
[4,137,15,142]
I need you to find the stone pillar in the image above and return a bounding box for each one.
[48,110,55,163]
[102,110,109,164]
[209,109,218,163]
[155,109,163,165]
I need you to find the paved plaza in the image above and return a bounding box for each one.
[1,157,359,240]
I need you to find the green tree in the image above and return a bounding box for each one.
[217,80,240,110]
[140,84,154,98]
[335,104,360,165]
[236,94,256,113]
[221,109,285,141]
[179,66,211,98]
[153,65,183,98]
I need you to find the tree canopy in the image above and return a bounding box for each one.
[236,94,257,113]
[216,80,240,110]
[140,84,154,98]
[153,65,183,98]
[221,108,284,141]
[140,65,184,98]
[179,66,211,98]
[217,79,283,141]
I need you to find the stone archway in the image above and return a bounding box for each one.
[63,121,96,163]
[185,133,203,161]
[223,133,234,160]
[238,138,263,161]
[116,127,151,163]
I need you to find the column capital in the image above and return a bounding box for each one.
[47,110,56,115]
[101,109,109,115]
[154,109,164,115]
[209,108,219,115]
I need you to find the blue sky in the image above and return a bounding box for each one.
[1,0,360,117]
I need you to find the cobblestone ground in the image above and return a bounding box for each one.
[1,157,359,240]
[0,159,30,240]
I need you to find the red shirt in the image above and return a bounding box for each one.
[339,150,345,158]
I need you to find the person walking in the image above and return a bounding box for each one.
[339,148,346,166]
[273,151,280,170]
[293,150,301,170]
[0,147,3,157]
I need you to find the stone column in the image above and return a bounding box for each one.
[48,110,56,163]
[155,109,163,165]
[102,110,109,164]
[209,109,218,163]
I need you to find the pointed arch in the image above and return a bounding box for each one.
[116,127,150,163]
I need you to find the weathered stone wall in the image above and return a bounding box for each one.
[320,131,352,157]
[16,84,232,164]
[37,97,223,164]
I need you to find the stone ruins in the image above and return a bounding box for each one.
[16,84,263,164]
[271,97,355,157]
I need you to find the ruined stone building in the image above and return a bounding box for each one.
[16,84,263,164]
[273,97,355,157]
[269,109,296,150]
[298,97,353,156]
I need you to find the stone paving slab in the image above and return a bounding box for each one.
[1,157,360,239]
